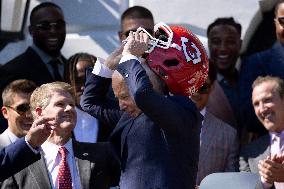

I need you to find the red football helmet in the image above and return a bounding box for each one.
[138,22,209,96]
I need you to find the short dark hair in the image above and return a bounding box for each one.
[207,17,242,36]
[252,76,284,98]
[30,2,63,24]
[274,0,284,16]
[2,79,37,106]
[121,6,154,24]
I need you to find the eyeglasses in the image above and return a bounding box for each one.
[275,17,284,27]
[124,28,153,37]
[6,103,30,115]
[197,82,211,94]
[33,20,66,31]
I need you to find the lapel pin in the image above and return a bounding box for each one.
[83,153,88,156]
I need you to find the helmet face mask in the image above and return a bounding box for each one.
[144,22,209,96]
[137,22,173,53]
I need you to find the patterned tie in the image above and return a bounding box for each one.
[49,59,62,81]
[58,147,72,189]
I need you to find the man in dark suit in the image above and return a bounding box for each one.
[81,28,202,188]
[239,76,284,189]
[0,115,54,181]
[0,2,67,131]
[1,82,120,189]
[239,0,284,136]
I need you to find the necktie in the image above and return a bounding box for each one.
[58,147,72,189]
[49,59,62,81]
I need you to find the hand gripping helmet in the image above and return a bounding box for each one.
[138,22,209,96]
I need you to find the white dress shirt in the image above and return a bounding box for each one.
[73,107,99,143]
[41,139,81,189]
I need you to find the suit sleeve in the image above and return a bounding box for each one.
[116,59,200,134]
[0,138,40,181]
[106,143,120,186]
[80,68,122,130]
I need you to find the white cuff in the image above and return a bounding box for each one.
[119,54,140,64]
[92,57,114,78]
[24,136,40,154]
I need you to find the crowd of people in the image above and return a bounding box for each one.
[1,1,284,189]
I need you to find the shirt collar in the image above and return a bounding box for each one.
[270,130,284,142]
[7,128,20,143]
[41,138,74,160]
[31,44,63,64]
[200,107,206,117]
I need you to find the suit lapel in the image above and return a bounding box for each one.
[73,141,93,189]
[110,113,135,156]
[27,152,51,188]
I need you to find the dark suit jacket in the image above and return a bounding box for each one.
[239,42,284,134]
[0,47,66,90]
[0,138,40,182]
[81,59,201,189]
[1,141,120,189]
[239,134,275,189]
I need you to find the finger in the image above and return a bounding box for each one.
[139,31,144,42]
[271,154,278,161]
[33,116,55,127]
[128,31,134,41]
[259,170,273,181]
[142,32,149,44]
[134,31,140,41]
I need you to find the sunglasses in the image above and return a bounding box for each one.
[197,82,211,94]
[124,28,154,37]
[275,17,284,27]
[33,20,66,31]
[6,103,30,115]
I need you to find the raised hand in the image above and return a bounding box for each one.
[122,30,149,57]
[26,116,56,148]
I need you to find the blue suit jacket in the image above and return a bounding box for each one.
[81,59,202,189]
[0,138,40,181]
[239,42,284,134]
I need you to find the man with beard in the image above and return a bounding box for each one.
[0,2,67,131]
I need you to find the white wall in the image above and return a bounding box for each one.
[0,0,260,64]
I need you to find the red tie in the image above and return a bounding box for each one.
[58,147,72,189]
